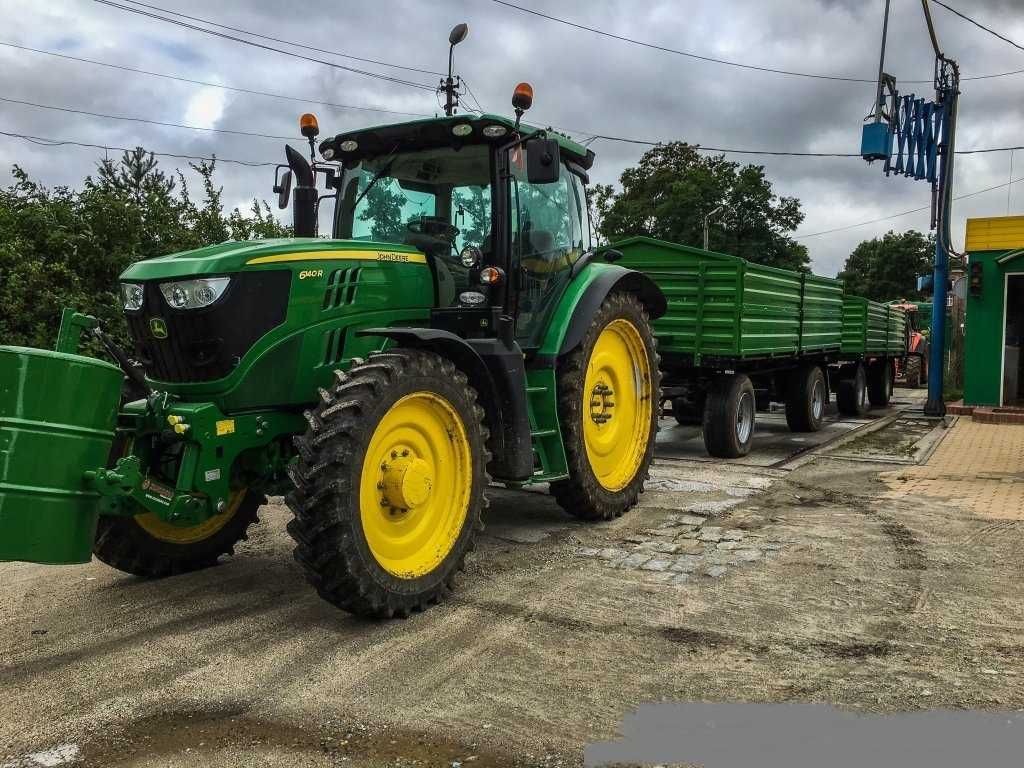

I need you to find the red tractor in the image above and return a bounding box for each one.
[891,301,930,388]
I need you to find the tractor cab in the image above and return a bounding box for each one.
[278,96,596,351]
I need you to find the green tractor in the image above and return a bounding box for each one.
[0,56,666,617]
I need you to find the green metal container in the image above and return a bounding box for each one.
[840,297,907,356]
[0,346,122,564]
[613,236,843,363]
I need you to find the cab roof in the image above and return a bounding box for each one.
[320,113,594,170]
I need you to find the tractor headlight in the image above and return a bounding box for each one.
[120,283,144,311]
[159,277,230,310]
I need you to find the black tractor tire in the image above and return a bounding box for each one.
[551,292,661,522]
[785,365,827,433]
[904,356,922,388]
[837,363,869,416]
[702,374,756,458]
[868,359,894,407]
[285,349,489,618]
[93,488,265,578]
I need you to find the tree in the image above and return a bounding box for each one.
[0,149,289,351]
[837,230,934,301]
[592,142,809,271]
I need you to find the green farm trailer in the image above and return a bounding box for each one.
[613,237,907,457]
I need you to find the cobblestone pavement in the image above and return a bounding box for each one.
[573,463,788,585]
[881,417,1024,520]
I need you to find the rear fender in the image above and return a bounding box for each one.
[532,263,666,368]
[358,328,533,481]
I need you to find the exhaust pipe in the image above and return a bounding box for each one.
[286,144,317,238]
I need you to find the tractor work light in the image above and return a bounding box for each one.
[159,277,230,310]
[120,283,144,311]
[321,147,336,160]
[452,123,473,137]
[460,245,482,268]
[339,140,358,153]
[482,124,507,138]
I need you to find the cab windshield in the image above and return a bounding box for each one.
[334,145,493,303]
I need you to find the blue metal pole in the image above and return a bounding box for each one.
[924,234,947,415]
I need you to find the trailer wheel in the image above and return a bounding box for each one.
[671,396,703,426]
[286,349,489,618]
[868,359,894,407]
[785,365,826,433]
[837,363,869,416]
[551,292,660,521]
[702,374,756,458]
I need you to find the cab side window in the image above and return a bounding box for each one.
[511,159,586,344]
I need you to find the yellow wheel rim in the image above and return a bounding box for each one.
[135,488,246,544]
[359,392,473,579]
[582,318,653,491]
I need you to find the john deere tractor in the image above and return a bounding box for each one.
[0,42,665,617]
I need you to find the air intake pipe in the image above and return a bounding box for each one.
[286,144,317,238]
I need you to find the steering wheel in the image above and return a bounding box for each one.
[406,216,459,242]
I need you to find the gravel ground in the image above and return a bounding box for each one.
[3,398,1022,767]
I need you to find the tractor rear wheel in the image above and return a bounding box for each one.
[785,365,826,433]
[286,349,489,618]
[93,487,264,577]
[868,359,894,407]
[703,374,756,458]
[551,292,660,521]
[837,363,869,416]
[905,356,922,388]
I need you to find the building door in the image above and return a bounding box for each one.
[1003,273,1024,406]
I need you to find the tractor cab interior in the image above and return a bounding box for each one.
[333,145,493,307]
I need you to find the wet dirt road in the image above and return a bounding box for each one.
[3,390,1023,766]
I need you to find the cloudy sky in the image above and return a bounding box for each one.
[1,0,1022,276]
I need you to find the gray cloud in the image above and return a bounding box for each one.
[1,0,1022,277]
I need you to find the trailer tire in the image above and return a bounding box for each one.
[868,359,894,407]
[285,349,489,618]
[671,396,703,426]
[702,374,756,458]
[785,365,826,433]
[551,292,661,522]
[837,363,869,416]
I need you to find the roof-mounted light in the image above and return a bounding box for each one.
[482,124,508,138]
[299,113,319,138]
[339,139,358,152]
[452,123,473,137]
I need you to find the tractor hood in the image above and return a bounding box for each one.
[120,238,424,281]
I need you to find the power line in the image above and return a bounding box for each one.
[932,0,1024,54]
[794,174,1024,238]
[0,95,295,141]
[0,129,276,167]
[0,41,433,119]
[92,0,437,91]
[490,0,1024,84]
[117,0,444,75]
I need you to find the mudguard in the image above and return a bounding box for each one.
[358,327,533,481]
[531,262,666,369]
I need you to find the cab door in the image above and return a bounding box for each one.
[509,157,590,346]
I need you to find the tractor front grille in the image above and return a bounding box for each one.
[126,270,291,383]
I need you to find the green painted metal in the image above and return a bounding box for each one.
[612,236,843,363]
[0,346,122,564]
[120,239,434,412]
[964,247,1017,406]
[840,297,906,356]
[525,370,568,482]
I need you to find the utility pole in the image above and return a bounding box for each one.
[860,0,959,417]
[703,205,726,251]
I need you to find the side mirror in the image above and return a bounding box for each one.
[275,170,292,210]
[525,137,560,185]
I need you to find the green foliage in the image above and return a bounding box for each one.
[837,230,934,301]
[0,148,289,351]
[593,142,809,271]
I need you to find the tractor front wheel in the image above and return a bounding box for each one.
[551,292,660,521]
[286,349,489,618]
[93,488,264,577]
